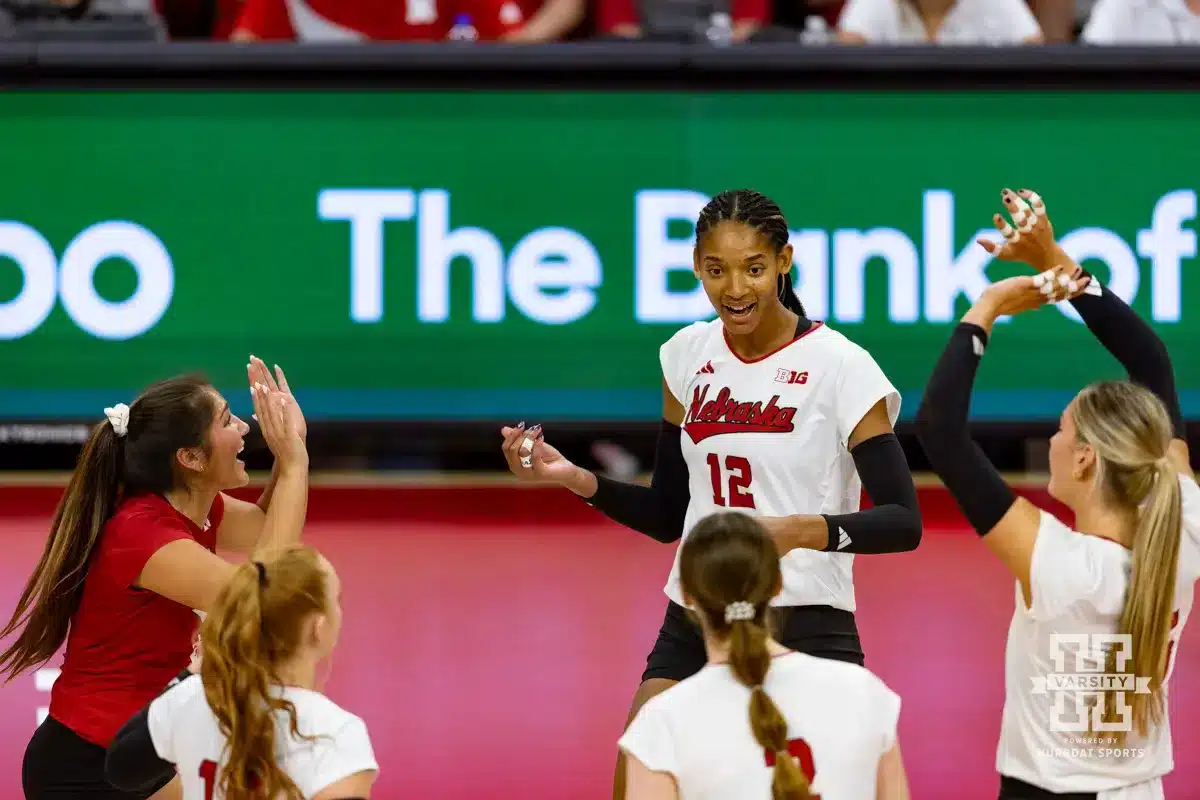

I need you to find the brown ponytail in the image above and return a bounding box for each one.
[679,512,810,800]
[201,547,331,799]
[1072,382,1183,746]
[0,421,122,680]
[729,616,810,800]
[0,375,217,682]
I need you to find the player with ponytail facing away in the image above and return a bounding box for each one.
[619,512,910,800]
[106,546,378,800]
[916,189,1200,800]
[500,189,920,799]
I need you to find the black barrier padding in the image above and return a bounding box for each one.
[3,41,1200,89]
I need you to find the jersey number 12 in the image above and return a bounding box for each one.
[707,454,755,508]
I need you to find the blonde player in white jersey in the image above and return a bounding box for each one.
[104,546,379,800]
[618,511,911,800]
[499,189,923,799]
[916,188,1198,800]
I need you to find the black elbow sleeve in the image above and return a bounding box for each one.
[822,433,922,554]
[587,419,690,543]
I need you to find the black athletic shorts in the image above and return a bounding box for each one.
[998,775,1098,800]
[641,599,864,683]
[22,715,174,800]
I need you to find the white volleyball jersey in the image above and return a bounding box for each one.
[147,674,379,800]
[997,474,1200,796]
[618,651,900,799]
[659,319,901,610]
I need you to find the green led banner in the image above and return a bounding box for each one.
[1,90,1197,421]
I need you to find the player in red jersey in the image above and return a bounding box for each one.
[1,357,309,799]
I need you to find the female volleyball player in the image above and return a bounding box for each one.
[105,546,378,800]
[500,189,922,798]
[916,189,1199,800]
[619,511,909,800]
[3,356,310,799]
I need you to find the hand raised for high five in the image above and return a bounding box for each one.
[247,355,306,441]
[976,188,1093,301]
[251,378,307,470]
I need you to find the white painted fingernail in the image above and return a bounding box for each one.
[1033,273,1046,287]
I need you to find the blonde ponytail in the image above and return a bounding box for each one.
[1101,459,1182,744]
[201,548,330,799]
[1072,382,1183,747]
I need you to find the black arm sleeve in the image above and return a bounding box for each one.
[821,433,922,553]
[584,419,690,543]
[1071,277,1184,438]
[915,323,1018,536]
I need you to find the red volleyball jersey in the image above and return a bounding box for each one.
[48,492,224,747]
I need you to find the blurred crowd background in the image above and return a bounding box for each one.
[1,0,1196,48]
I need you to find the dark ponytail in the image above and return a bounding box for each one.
[0,374,217,681]
[680,512,810,800]
[0,420,123,680]
[697,188,807,319]
[777,272,806,318]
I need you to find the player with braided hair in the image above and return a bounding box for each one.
[619,511,909,799]
[500,189,922,799]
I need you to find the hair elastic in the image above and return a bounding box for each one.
[104,403,130,438]
[253,561,267,587]
[724,601,755,623]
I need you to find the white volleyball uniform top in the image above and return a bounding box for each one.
[619,651,900,799]
[659,319,901,611]
[997,474,1200,797]
[1082,0,1200,44]
[838,0,1042,43]
[147,674,379,799]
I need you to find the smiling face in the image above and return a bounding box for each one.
[693,220,793,337]
[179,390,250,492]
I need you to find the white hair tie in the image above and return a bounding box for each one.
[104,403,130,438]
[724,601,755,623]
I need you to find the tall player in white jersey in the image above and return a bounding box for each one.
[105,546,379,800]
[499,189,923,799]
[618,511,911,799]
[916,188,1198,800]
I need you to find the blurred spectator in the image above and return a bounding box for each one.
[230,0,582,40]
[1028,0,1075,40]
[596,0,769,40]
[155,0,242,37]
[770,0,842,35]
[1081,0,1200,42]
[836,0,1044,42]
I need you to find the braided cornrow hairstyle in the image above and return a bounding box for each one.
[695,189,806,317]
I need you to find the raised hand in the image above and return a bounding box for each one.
[976,188,1091,299]
[500,422,579,485]
[247,355,307,441]
[251,382,308,470]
